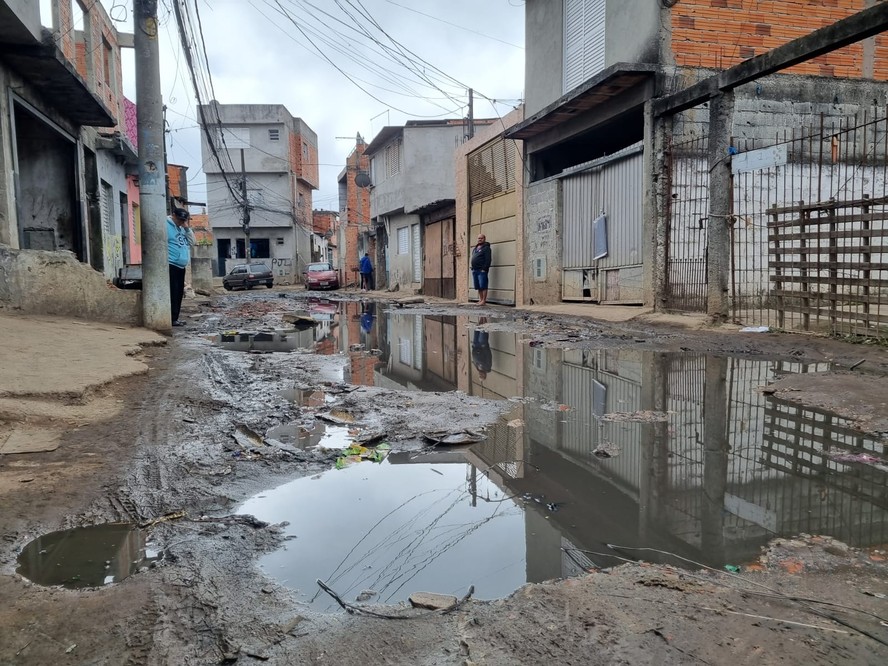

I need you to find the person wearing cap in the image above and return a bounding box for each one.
[167,207,195,327]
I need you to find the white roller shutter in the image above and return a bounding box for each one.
[563,0,606,94]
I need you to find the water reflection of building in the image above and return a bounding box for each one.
[479,349,888,576]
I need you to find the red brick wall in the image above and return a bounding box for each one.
[312,210,337,235]
[342,142,370,278]
[671,0,887,80]
[290,131,320,189]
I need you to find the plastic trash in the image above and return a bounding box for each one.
[740,326,770,333]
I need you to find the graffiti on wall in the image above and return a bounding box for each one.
[104,234,124,279]
[271,257,293,279]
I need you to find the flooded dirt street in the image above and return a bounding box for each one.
[2,293,888,664]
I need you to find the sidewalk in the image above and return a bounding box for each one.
[0,312,165,454]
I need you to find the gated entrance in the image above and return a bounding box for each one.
[423,211,456,300]
[562,144,644,303]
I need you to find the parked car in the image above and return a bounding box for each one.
[302,262,340,290]
[223,262,274,290]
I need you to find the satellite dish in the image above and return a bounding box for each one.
[354,172,371,188]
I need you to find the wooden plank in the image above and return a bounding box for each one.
[770,290,886,306]
[768,245,888,255]
[771,275,885,287]
[768,211,888,228]
[768,229,888,241]
[769,260,888,270]
[769,304,888,324]
[768,194,888,216]
[653,3,888,116]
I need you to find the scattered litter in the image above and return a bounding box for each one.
[231,424,265,449]
[850,359,866,370]
[334,442,390,469]
[356,590,377,602]
[724,564,741,573]
[593,442,621,458]
[65,644,77,654]
[318,410,356,425]
[599,410,669,423]
[422,430,486,446]
[828,450,888,471]
[740,326,770,333]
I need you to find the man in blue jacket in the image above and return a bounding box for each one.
[167,208,195,327]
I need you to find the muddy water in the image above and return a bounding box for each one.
[16,524,158,589]
[241,304,888,608]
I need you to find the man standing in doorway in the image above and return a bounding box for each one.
[167,207,195,327]
[359,252,373,292]
[470,233,491,305]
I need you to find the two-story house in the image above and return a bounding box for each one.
[337,134,372,288]
[199,103,319,283]
[366,119,493,294]
[0,0,138,284]
[506,0,888,310]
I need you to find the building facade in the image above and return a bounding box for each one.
[0,0,138,283]
[337,135,372,288]
[366,119,493,293]
[199,103,319,283]
[507,0,888,310]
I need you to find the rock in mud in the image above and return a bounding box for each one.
[409,592,458,610]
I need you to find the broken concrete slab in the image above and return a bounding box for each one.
[0,428,61,454]
[408,592,458,610]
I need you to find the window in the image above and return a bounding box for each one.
[302,142,309,159]
[397,226,409,255]
[215,126,250,150]
[102,38,113,90]
[268,128,280,141]
[385,138,402,178]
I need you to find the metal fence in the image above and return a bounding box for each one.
[665,106,888,336]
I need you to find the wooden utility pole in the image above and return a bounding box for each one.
[134,0,170,332]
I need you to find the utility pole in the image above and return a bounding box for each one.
[240,148,250,259]
[467,88,474,140]
[134,0,170,332]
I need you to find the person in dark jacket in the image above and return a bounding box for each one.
[359,252,373,291]
[470,234,491,305]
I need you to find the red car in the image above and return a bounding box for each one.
[303,262,340,290]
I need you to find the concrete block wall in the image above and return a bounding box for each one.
[523,179,561,305]
[0,245,140,324]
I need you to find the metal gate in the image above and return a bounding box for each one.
[423,217,456,299]
[562,144,643,303]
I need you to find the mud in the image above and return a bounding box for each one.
[1,291,887,665]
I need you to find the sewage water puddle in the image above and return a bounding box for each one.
[240,458,524,611]
[17,523,159,589]
[233,305,888,606]
[266,422,353,450]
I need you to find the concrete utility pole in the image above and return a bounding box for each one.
[240,148,251,258]
[706,90,734,321]
[134,0,170,332]
[467,88,474,140]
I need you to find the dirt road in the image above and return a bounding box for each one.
[1,293,886,665]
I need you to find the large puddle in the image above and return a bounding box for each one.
[17,523,159,589]
[240,302,888,610]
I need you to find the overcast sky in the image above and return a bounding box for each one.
[42,0,525,213]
